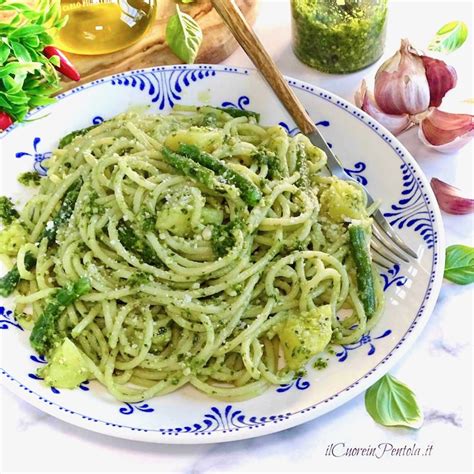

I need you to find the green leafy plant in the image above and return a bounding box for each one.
[0,0,66,122]
[444,244,474,285]
[165,5,203,64]
[428,21,468,53]
[365,374,423,429]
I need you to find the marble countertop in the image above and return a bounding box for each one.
[1,1,472,472]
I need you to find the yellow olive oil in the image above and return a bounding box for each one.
[54,0,157,55]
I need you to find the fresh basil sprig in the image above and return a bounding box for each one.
[165,5,203,64]
[0,0,67,121]
[365,374,423,429]
[444,244,474,285]
[428,21,468,54]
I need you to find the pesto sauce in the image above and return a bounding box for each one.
[313,356,329,370]
[291,0,388,73]
[0,196,19,226]
[18,171,41,187]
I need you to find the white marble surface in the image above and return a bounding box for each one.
[1,1,473,472]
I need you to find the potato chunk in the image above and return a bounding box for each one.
[279,305,332,370]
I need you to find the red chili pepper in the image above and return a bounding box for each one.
[43,46,81,82]
[0,111,14,131]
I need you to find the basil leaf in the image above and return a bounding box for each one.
[428,21,468,53]
[8,25,46,39]
[0,62,41,78]
[10,41,32,63]
[0,43,10,65]
[166,5,203,64]
[365,374,423,429]
[444,244,474,285]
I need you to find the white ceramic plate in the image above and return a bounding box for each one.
[0,65,444,444]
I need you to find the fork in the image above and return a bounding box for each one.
[211,0,418,269]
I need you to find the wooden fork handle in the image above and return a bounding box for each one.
[211,0,316,135]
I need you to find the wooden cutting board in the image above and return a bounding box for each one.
[60,0,258,92]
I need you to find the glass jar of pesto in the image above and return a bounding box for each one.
[291,0,388,74]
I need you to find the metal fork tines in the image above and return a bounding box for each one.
[370,220,413,269]
[371,209,418,259]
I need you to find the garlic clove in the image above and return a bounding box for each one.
[375,39,430,115]
[431,178,474,214]
[421,56,457,108]
[419,108,474,153]
[355,80,412,135]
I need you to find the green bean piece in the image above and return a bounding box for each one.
[349,224,376,318]
[214,107,260,122]
[178,144,263,206]
[162,147,217,190]
[0,251,36,297]
[58,125,98,149]
[30,277,92,355]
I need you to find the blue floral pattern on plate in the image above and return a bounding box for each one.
[381,263,409,291]
[384,163,435,249]
[15,137,51,176]
[0,306,23,331]
[276,377,311,393]
[158,405,289,436]
[221,95,252,110]
[119,402,155,415]
[110,67,216,110]
[344,162,368,185]
[335,329,393,362]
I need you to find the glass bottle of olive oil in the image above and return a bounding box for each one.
[54,0,157,55]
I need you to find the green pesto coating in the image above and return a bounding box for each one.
[211,220,242,258]
[30,277,92,355]
[18,171,42,187]
[41,179,83,245]
[291,0,388,73]
[117,221,162,267]
[0,196,19,226]
[349,224,376,317]
[252,150,281,179]
[295,147,310,189]
[178,144,262,206]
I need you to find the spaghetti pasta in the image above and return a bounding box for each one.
[2,106,384,402]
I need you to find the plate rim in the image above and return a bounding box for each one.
[0,64,445,444]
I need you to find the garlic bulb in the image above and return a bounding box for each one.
[354,38,471,153]
[355,80,412,135]
[374,39,430,115]
[419,108,474,153]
